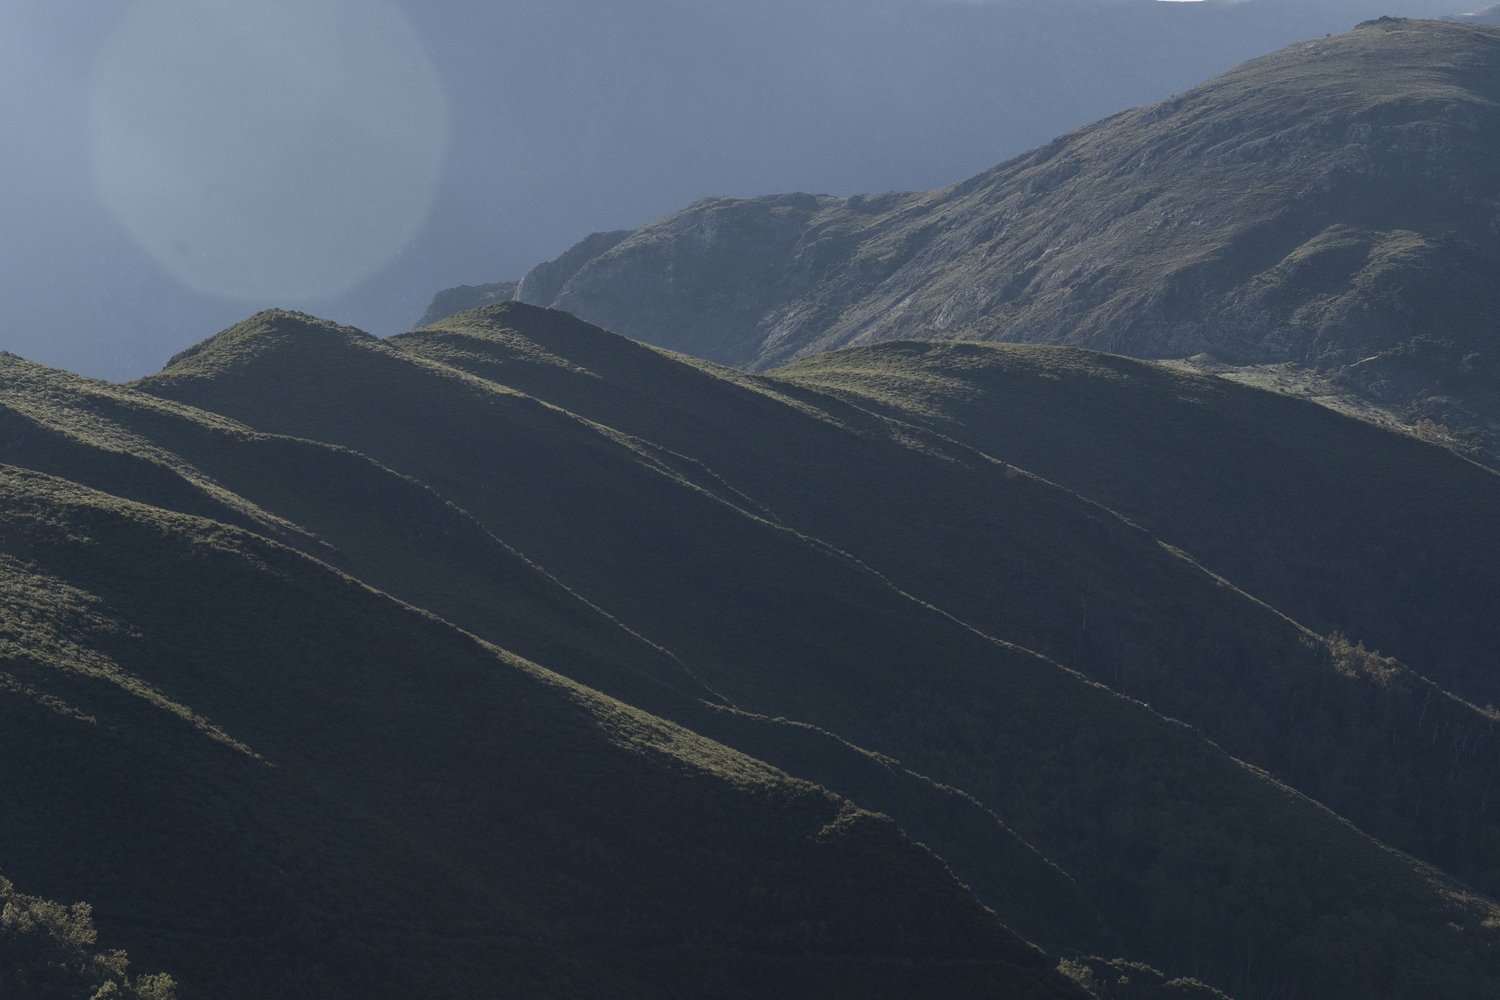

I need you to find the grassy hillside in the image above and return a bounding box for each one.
[0,346,1108,960]
[113,305,1500,998]
[458,19,1500,465]
[415,281,519,329]
[0,462,1083,999]
[773,340,1500,708]
[395,304,1500,905]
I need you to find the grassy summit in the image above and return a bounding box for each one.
[447,19,1500,466]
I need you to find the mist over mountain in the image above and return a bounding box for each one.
[0,0,1475,381]
[1445,3,1500,23]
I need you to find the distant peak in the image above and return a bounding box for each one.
[157,309,375,375]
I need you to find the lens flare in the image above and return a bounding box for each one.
[90,0,448,302]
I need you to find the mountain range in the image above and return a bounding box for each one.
[7,16,1500,1000]
[3,297,1499,997]
[427,18,1500,468]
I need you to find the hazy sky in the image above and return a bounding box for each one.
[0,0,1471,379]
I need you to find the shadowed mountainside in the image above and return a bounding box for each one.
[99,303,1500,998]
[394,305,1500,909]
[0,458,1078,999]
[435,19,1500,466]
[6,298,1500,997]
[0,343,1107,961]
[772,339,1500,709]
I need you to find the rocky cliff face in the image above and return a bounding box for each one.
[425,19,1500,465]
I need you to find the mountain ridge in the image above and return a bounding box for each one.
[122,303,1500,997]
[7,287,1500,996]
[14,13,1500,1000]
[431,19,1500,466]
[1,453,1082,999]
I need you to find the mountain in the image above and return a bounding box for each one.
[12,0,1471,383]
[7,297,1500,996]
[8,302,1483,997]
[388,305,1500,911]
[0,340,1104,995]
[431,19,1500,467]
[0,398,1079,998]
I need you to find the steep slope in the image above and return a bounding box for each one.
[129,306,1500,998]
[0,347,1106,959]
[395,304,1500,904]
[772,339,1500,708]
[0,463,1080,1000]
[454,19,1500,464]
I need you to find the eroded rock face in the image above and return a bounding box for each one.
[435,19,1500,464]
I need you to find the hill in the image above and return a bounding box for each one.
[0,455,1077,999]
[387,305,1500,909]
[8,299,1500,996]
[96,303,1500,997]
[771,339,1500,709]
[0,341,1107,960]
[414,280,519,328]
[434,19,1500,466]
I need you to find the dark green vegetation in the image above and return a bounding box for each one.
[438,19,1500,466]
[2,876,176,999]
[2,301,1493,996]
